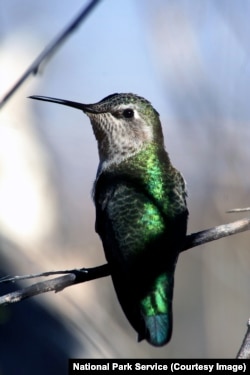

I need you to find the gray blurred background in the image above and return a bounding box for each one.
[0,0,250,372]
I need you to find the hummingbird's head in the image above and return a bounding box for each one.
[29,93,164,168]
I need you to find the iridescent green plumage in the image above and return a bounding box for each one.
[94,132,188,346]
[29,92,188,346]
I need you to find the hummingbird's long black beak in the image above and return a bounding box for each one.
[28,95,97,113]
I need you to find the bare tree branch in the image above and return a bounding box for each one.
[183,217,250,251]
[0,0,102,109]
[1,216,249,306]
[0,274,76,305]
[0,264,110,306]
[236,319,250,359]
[0,213,249,358]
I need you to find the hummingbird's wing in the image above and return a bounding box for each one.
[93,171,188,346]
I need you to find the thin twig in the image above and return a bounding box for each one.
[236,319,250,359]
[0,0,102,109]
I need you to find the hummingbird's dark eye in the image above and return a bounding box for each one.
[123,108,134,119]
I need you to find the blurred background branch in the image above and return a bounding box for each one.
[0,0,101,109]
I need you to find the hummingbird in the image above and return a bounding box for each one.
[29,93,188,346]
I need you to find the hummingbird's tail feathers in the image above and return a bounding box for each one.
[140,272,174,346]
[144,314,171,347]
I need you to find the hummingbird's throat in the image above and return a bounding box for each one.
[97,134,144,169]
[89,114,149,168]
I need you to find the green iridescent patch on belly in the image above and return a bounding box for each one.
[139,202,165,235]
